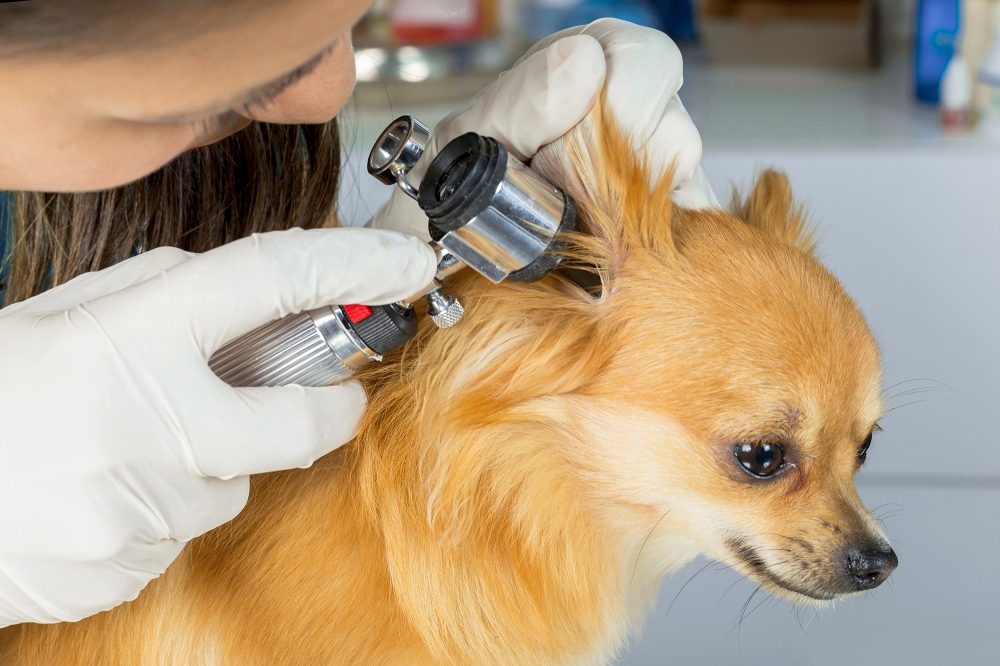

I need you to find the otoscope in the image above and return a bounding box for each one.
[209,116,577,387]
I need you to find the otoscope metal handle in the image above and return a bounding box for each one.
[209,307,379,387]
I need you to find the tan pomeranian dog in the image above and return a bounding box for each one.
[0,102,896,665]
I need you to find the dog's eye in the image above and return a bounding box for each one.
[858,430,875,463]
[734,442,785,478]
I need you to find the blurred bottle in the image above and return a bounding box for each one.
[390,0,496,45]
[940,48,974,130]
[914,0,961,103]
[522,0,580,41]
[564,0,659,30]
[520,0,660,41]
[646,0,698,41]
[979,3,1000,133]
[962,0,997,114]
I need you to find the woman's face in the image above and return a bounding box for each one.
[0,0,371,192]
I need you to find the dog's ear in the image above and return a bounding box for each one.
[531,100,678,287]
[733,170,816,255]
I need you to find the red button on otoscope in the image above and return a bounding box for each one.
[342,304,373,323]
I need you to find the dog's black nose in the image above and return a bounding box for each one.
[844,546,898,590]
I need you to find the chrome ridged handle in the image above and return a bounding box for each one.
[209,311,353,387]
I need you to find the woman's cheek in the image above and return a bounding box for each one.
[246,34,357,125]
[57,123,196,192]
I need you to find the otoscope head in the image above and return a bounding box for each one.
[367,116,577,285]
[418,132,577,283]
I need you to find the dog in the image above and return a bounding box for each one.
[0,102,895,665]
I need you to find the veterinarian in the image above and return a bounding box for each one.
[0,1,714,627]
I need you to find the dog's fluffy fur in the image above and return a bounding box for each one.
[0,104,889,665]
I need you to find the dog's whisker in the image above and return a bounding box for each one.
[874,509,905,523]
[887,383,951,394]
[629,509,672,585]
[719,575,750,605]
[736,585,764,632]
[884,383,944,396]
[884,386,951,403]
[792,603,812,637]
[871,503,908,524]
[881,377,954,394]
[870,502,905,512]
[744,590,776,623]
[733,583,765,657]
[882,377,939,389]
[883,398,933,415]
[663,560,715,621]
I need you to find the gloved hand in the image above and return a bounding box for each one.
[372,18,717,239]
[0,228,436,627]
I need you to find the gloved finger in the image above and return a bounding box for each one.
[521,19,684,139]
[105,464,250,543]
[162,476,249,541]
[423,34,607,163]
[0,539,184,624]
[5,246,193,316]
[512,22,595,61]
[576,20,691,174]
[183,381,366,479]
[88,227,437,356]
[2,462,248,555]
[518,19,715,204]
[366,187,429,239]
[673,166,720,210]
[642,95,703,190]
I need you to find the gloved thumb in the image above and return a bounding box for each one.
[182,381,367,479]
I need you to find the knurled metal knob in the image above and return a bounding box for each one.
[426,289,464,329]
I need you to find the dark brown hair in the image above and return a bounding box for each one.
[3,120,341,305]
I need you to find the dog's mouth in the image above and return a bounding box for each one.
[725,537,836,602]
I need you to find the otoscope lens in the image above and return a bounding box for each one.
[419,132,506,234]
[436,153,473,202]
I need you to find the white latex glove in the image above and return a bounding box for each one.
[372,18,717,239]
[0,228,436,627]
[527,19,718,209]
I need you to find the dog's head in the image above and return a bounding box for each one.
[524,110,895,603]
